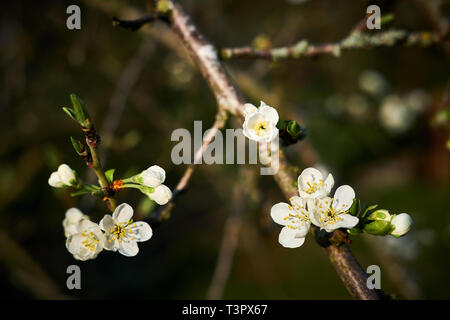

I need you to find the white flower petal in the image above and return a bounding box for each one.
[294,221,311,238]
[278,227,305,248]
[128,221,152,242]
[243,103,258,116]
[112,203,134,224]
[332,185,355,213]
[66,234,83,255]
[150,185,172,205]
[99,214,114,232]
[336,214,359,229]
[48,172,63,188]
[103,238,118,251]
[258,103,279,124]
[63,208,89,237]
[289,196,304,209]
[324,174,335,194]
[65,208,85,222]
[76,219,99,233]
[57,164,76,186]
[270,202,291,226]
[118,239,139,257]
[390,213,413,237]
[141,165,166,187]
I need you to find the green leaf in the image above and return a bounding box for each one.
[380,13,395,27]
[276,119,289,130]
[348,198,361,217]
[105,169,116,183]
[62,107,76,121]
[362,204,378,218]
[347,228,362,235]
[70,136,85,155]
[70,94,90,124]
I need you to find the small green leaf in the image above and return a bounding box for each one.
[62,107,76,121]
[105,169,116,184]
[70,136,86,155]
[347,228,362,235]
[70,94,90,123]
[348,198,361,217]
[380,13,395,27]
[362,204,378,218]
[276,119,289,130]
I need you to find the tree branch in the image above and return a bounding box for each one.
[220,29,448,62]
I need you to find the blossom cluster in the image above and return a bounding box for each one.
[63,203,152,260]
[270,167,412,248]
[49,164,173,260]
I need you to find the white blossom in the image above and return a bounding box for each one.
[270,196,311,248]
[48,164,76,188]
[66,220,105,261]
[390,213,413,237]
[308,185,359,232]
[242,101,279,143]
[147,184,172,205]
[138,165,172,205]
[297,167,334,200]
[100,203,153,257]
[63,208,90,237]
[140,165,166,188]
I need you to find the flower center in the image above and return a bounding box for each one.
[284,202,309,229]
[81,231,99,252]
[110,225,126,241]
[253,120,269,136]
[317,202,344,226]
[109,220,136,243]
[305,179,324,194]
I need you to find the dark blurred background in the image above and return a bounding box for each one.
[0,0,449,299]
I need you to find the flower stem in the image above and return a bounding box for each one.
[87,141,117,211]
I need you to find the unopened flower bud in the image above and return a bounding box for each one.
[363,209,393,236]
[389,213,413,237]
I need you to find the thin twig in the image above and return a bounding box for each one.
[220,29,447,62]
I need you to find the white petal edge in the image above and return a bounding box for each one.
[243,103,258,116]
[270,202,291,225]
[129,221,153,242]
[278,227,305,248]
[258,103,279,124]
[118,240,139,257]
[112,203,134,224]
[332,185,355,213]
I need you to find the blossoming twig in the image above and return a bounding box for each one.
[84,126,117,211]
